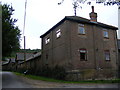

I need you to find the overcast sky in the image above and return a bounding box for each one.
[1,0,119,49]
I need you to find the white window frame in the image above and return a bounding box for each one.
[78,24,85,35]
[45,37,50,44]
[103,29,109,38]
[56,29,61,38]
[79,49,87,61]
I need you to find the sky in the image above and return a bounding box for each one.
[1,0,119,49]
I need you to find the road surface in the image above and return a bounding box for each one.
[2,71,33,88]
[1,71,120,90]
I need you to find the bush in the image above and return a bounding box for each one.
[17,68,26,73]
[35,65,67,80]
[52,65,66,80]
[18,65,67,80]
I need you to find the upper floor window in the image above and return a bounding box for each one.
[79,49,87,61]
[45,37,50,44]
[56,29,61,38]
[78,24,85,35]
[104,50,110,61]
[103,29,109,38]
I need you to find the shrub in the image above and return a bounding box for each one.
[35,65,67,80]
[18,64,67,80]
[52,65,66,80]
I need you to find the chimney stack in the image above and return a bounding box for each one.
[89,6,97,22]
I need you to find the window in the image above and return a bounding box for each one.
[104,50,110,61]
[79,49,87,61]
[56,29,61,38]
[78,24,85,34]
[103,29,109,38]
[45,37,50,44]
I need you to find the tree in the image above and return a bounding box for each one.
[2,4,21,58]
[58,0,120,16]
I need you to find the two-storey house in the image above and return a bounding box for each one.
[40,6,118,80]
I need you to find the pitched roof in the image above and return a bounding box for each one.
[40,16,118,38]
[18,52,41,64]
[16,53,34,61]
[26,52,41,62]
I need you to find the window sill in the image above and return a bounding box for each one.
[45,43,50,45]
[105,60,111,61]
[80,59,87,61]
[56,36,61,39]
[78,33,86,35]
[104,37,109,39]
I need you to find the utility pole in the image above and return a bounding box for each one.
[23,0,27,67]
[24,36,26,63]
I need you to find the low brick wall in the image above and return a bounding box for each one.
[65,69,117,81]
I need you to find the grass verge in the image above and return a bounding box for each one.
[14,72,120,84]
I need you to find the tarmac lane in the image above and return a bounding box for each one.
[1,71,120,90]
[2,71,33,88]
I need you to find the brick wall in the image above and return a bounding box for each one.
[41,19,118,80]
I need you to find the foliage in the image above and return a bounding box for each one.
[2,4,21,58]
[39,65,66,80]
[26,65,67,80]
[58,0,120,15]
[58,0,120,6]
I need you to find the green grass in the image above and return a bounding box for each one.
[14,72,120,84]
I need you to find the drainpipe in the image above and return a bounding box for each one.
[92,25,97,79]
[93,26,97,69]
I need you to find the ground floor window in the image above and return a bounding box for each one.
[104,50,110,61]
[79,49,87,61]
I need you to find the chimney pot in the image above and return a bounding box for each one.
[89,6,97,22]
[92,6,94,12]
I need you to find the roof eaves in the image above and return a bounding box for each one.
[40,16,118,38]
[66,16,118,30]
[65,16,90,24]
[96,22,118,30]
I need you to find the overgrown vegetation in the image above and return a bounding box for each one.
[26,65,67,80]
[14,72,120,83]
